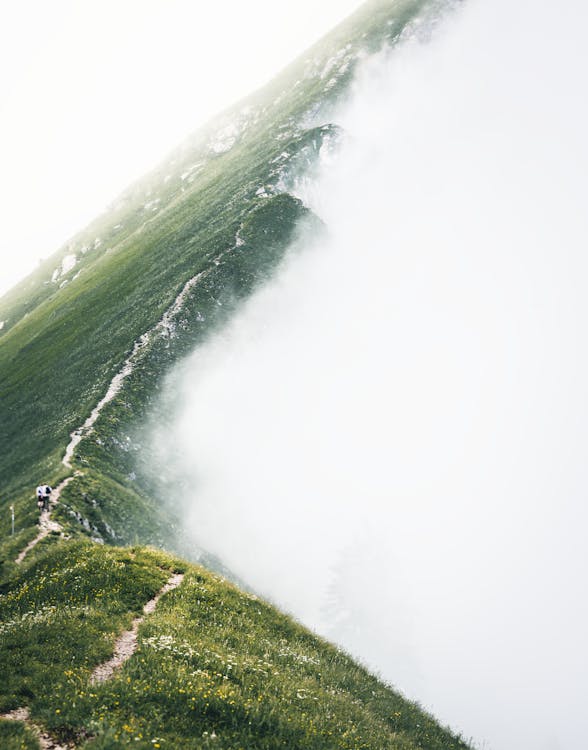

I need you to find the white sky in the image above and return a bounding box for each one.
[0,0,364,299]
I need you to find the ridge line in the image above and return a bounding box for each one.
[62,274,203,468]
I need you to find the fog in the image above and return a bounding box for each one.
[149,1,588,747]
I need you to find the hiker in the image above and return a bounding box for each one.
[43,485,52,512]
[36,485,45,512]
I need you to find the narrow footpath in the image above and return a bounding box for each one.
[62,273,202,469]
[0,707,74,750]
[15,477,75,564]
[90,572,185,684]
[1,574,184,747]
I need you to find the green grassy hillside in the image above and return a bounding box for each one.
[0,1,472,747]
[0,0,430,545]
[0,542,470,749]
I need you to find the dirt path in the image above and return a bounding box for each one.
[1,574,184,744]
[15,477,76,564]
[0,707,75,750]
[62,274,202,469]
[90,572,184,684]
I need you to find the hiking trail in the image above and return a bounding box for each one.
[90,572,184,684]
[62,274,202,468]
[0,707,74,750]
[15,477,76,564]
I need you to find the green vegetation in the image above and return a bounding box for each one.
[0,2,471,747]
[0,543,174,714]
[0,542,469,749]
[0,721,39,750]
[0,0,429,525]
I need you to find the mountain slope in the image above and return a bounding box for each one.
[0,2,471,748]
[0,541,469,750]
[0,0,434,547]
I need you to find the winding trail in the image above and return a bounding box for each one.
[90,572,184,684]
[15,477,76,564]
[1,574,184,746]
[6,273,206,742]
[63,274,202,468]
[0,707,74,750]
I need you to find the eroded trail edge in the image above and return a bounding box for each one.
[90,572,184,684]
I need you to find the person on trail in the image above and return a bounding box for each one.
[36,485,44,512]
[43,485,52,512]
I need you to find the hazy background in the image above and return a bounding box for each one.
[0,0,364,297]
[151,1,588,748]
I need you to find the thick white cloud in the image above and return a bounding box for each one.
[152,1,588,748]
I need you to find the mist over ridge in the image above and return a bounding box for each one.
[149,1,588,748]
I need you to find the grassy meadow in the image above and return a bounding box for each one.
[0,541,470,750]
